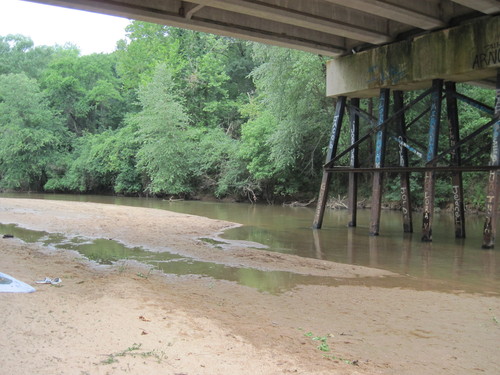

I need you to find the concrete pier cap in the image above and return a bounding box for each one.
[326,15,500,98]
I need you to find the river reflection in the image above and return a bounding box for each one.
[1,193,499,294]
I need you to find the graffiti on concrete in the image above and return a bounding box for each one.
[472,41,500,69]
[366,64,407,85]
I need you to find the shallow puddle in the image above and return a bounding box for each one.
[1,222,498,295]
[0,223,328,294]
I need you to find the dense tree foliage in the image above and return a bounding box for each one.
[0,34,59,79]
[0,24,496,208]
[0,73,68,190]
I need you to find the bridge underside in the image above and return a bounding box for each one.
[23,0,500,57]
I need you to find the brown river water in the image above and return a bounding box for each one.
[1,193,498,295]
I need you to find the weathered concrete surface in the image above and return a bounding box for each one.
[327,15,500,98]
[25,0,499,57]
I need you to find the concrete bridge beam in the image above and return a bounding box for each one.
[326,15,500,98]
[452,0,500,15]
[323,0,446,30]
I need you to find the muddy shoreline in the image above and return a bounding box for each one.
[1,198,499,375]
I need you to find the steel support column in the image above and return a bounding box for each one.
[369,89,390,236]
[313,96,347,229]
[482,70,500,249]
[394,90,413,233]
[445,81,466,238]
[422,79,443,242]
[348,98,360,227]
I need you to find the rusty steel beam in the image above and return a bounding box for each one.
[445,82,466,239]
[325,166,500,173]
[347,98,360,227]
[326,87,433,168]
[422,79,443,242]
[348,104,376,126]
[428,117,498,166]
[313,96,347,229]
[369,88,390,236]
[389,134,424,159]
[482,70,500,249]
[454,92,495,116]
[394,90,413,233]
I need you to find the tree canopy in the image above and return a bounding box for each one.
[0,25,495,208]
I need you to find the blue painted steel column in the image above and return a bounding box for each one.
[348,98,360,227]
[445,81,466,238]
[394,90,413,233]
[369,89,390,236]
[313,96,347,229]
[422,79,443,242]
[482,70,500,248]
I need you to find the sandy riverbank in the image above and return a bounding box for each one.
[0,198,499,374]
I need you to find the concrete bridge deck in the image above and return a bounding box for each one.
[24,1,499,58]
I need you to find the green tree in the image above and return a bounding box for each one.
[168,30,255,132]
[117,23,255,132]
[131,63,239,196]
[0,34,58,79]
[42,50,127,134]
[116,21,185,91]
[0,73,68,190]
[232,45,334,200]
[218,101,278,201]
[133,64,194,195]
[46,124,142,194]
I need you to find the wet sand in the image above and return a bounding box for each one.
[0,198,499,374]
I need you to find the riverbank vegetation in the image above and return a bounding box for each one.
[0,23,495,208]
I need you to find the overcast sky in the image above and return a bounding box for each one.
[0,0,131,55]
